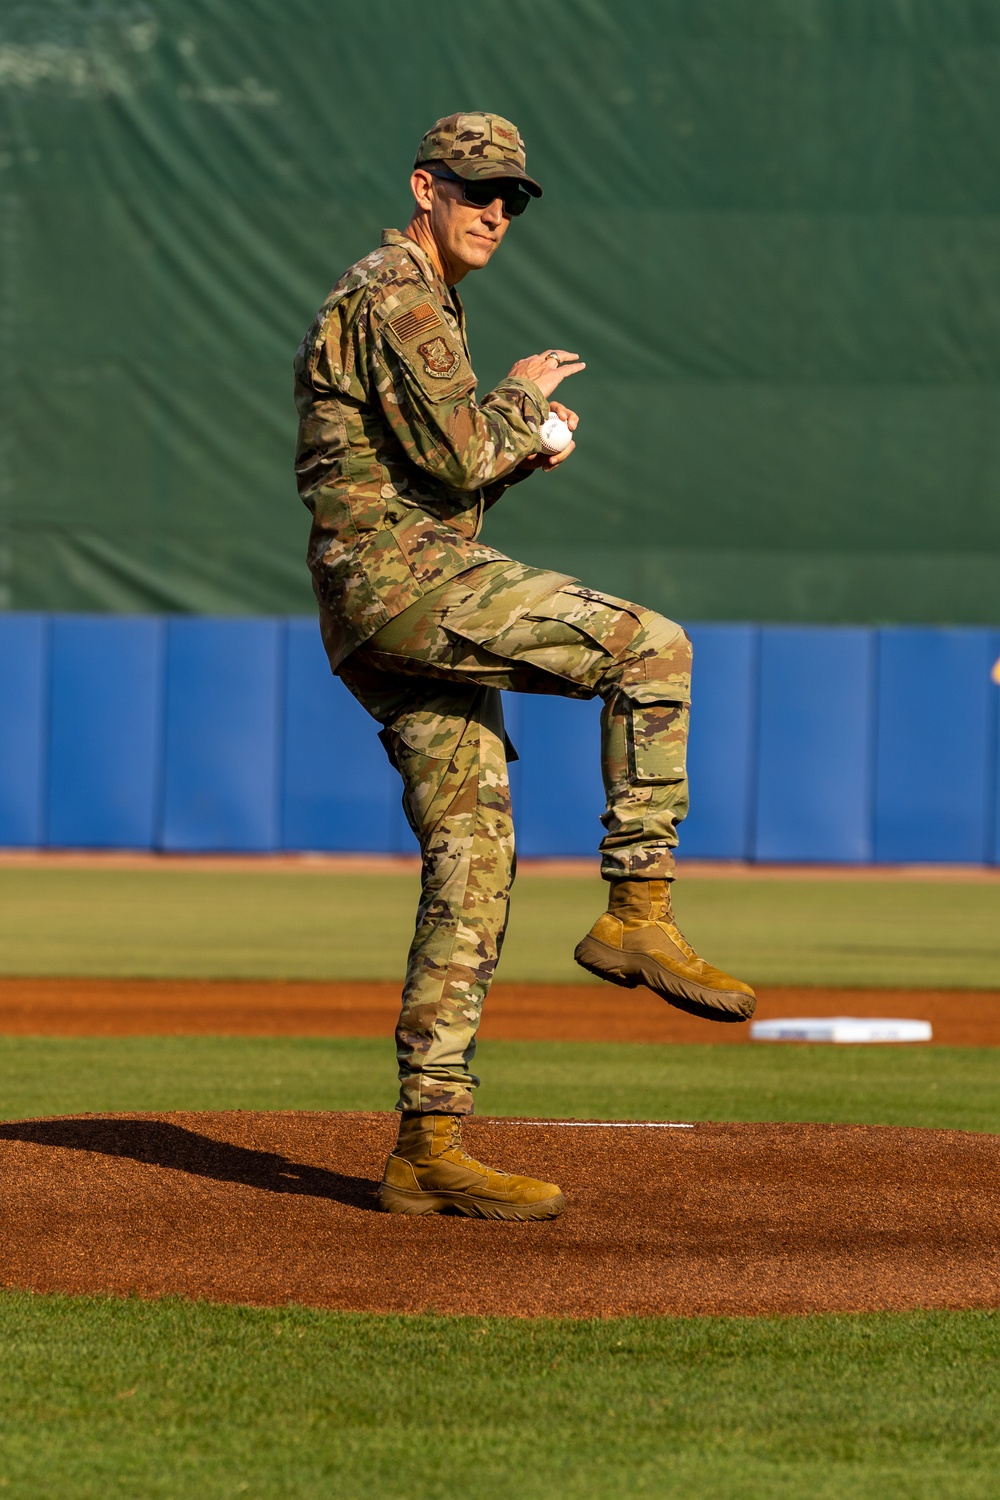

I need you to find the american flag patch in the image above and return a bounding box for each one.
[388,302,441,343]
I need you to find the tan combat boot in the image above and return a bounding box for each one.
[378,1113,565,1221]
[574,878,756,1022]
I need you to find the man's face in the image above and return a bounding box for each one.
[411,168,511,280]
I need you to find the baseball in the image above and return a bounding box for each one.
[538,412,574,454]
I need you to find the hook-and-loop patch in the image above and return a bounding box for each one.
[387,302,441,344]
[383,297,472,394]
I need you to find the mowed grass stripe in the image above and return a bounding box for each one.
[2,1036,1000,1132]
[1,867,999,988]
[0,1293,996,1499]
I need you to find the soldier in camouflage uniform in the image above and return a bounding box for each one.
[294,113,755,1221]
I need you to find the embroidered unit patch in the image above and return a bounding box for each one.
[388,302,441,344]
[417,336,461,379]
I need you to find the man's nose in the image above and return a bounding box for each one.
[481,198,504,227]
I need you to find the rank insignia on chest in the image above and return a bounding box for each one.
[417,336,461,379]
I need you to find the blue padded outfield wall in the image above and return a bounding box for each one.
[1,616,998,864]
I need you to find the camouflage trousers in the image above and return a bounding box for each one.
[337,559,692,1115]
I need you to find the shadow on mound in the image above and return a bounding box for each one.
[0,1117,379,1212]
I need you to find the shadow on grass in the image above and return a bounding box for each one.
[0,1118,379,1211]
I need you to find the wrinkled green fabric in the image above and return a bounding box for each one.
[2,1,1000,622]
[340,561,691,1113]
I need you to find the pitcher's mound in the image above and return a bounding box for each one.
[0,1111,997,1318]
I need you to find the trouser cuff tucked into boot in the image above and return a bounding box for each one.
[599,844,676,882]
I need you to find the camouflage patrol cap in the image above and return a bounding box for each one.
[414,112,542,197]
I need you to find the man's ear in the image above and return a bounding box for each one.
[410,168,436,214]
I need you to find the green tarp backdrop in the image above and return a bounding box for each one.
[2,0,999,622]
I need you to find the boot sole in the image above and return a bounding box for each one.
[378,1184,566,1221]
[573,935,755,1023]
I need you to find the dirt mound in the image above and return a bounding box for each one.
[0,978,997,1044]
[0,1111,997,1317]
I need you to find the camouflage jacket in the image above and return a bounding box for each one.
[294,229,548,668]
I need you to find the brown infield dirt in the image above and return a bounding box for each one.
[0,977,998,1044]
[3,970,998,1318]
[3,856,997,1320]
[1,1110,998,1317]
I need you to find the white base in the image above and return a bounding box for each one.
[750,1016,932,1044]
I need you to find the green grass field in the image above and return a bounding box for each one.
[3,862,999,1497]
[3,1035,1000,1132]
[0,1294,997,1500]
[2,866,999,987]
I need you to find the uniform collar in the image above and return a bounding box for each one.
[381,228,455,305]
[381,229,468,346]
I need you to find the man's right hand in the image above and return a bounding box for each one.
[508,349,586,399]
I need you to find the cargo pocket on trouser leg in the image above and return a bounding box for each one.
[376,692,475,844]
[599,681,691,878]
[623,683,690,786]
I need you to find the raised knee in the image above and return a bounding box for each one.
[618,615,691,695]
[650,616,691,666]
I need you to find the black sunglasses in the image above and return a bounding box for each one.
[426,166,532,218]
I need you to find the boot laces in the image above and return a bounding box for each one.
[444,1121,508,1179]
[667,921,698,961]
[656,894,700,962]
